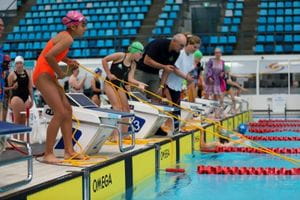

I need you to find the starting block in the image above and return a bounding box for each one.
[128,100,180,138]
[43,93,135,156]
[0,122,32,192]
[128,91,180,138]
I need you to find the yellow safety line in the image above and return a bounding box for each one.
[78,64,300,166]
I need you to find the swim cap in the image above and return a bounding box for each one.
[94,68,102,73]
[224,65,231,72]
[128,41,144,54]
[62,11,86,27]
[4,54,11,62]
[15,55,24,64]
[194,50,203,59]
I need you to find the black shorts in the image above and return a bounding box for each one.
[167,86,181,104]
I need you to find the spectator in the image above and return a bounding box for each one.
[2,55,17,121]
[69,68,86,93]
[91,67,102,106]
[204,47,225,118]
[161,35,201,104]
[187,50,204,101]
[8,56,33,140]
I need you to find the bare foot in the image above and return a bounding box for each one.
[64,151,86,160]
[43,153,62,164]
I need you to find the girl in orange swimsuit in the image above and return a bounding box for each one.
[33,11,87,164]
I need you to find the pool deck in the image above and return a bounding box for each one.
[0,111,251,200]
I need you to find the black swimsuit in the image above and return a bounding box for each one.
[106,54,132,89]
[93,79,101,96]
[11,70,29,102]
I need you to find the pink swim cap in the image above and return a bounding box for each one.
[62,10,86,27]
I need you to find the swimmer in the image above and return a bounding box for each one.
[102,41,147,142]
[32,11,87,164]
[90,68,102,106]
[8,56,33,141]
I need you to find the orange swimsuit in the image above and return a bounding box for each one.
[33,32,70,85]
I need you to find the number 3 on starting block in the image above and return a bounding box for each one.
[130,116,145,133]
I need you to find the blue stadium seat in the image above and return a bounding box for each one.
[221,26,228,33]
[163,27,171,35]
[285,24,292,32]
[99,49,108,57]
[264,44,274,53]
[210,36,218,44]
[284,44,293,52]
[284,35,293,42]
[275,35,283,42]
[275,25,284,32]
[219,36,227,44]
[228,36,236,43]
[255,44,264,53]
[256,35,265,42]
[257,25,265,32]
[267,25,275,32]
[294,35,300,42]
[293,44,300,52]
[266,35,274,42]
[224,18,231,24]
[121,39,130,47]
[3,43,10,51]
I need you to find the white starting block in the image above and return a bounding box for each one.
[128,100,180,138]
[101,92,180,138]
[180,100,207,123]
[43,93,135,156]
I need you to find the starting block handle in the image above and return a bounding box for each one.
[0,138,33,192]
[117,121,135,152]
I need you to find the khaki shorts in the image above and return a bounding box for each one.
[134,69,160,93]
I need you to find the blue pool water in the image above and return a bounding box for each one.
[122,132,300,200]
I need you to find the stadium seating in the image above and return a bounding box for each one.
[198,0,243,55]
[152,0,182,36]
[254,0,300,54]
[4,0,152,59]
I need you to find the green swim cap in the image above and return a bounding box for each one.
[128,41,144,54]
[194,50,203,59]
[224,65,231,72]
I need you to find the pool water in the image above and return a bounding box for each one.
[120,132,300,200]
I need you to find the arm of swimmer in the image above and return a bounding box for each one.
[27,71,34,101]
[45,36,73,76]
[128,63,147,86]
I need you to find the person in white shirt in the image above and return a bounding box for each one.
[160,35,201,104]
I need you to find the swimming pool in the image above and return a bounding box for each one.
[117,132,300,200]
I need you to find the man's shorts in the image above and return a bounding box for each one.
[134,69,160,93]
